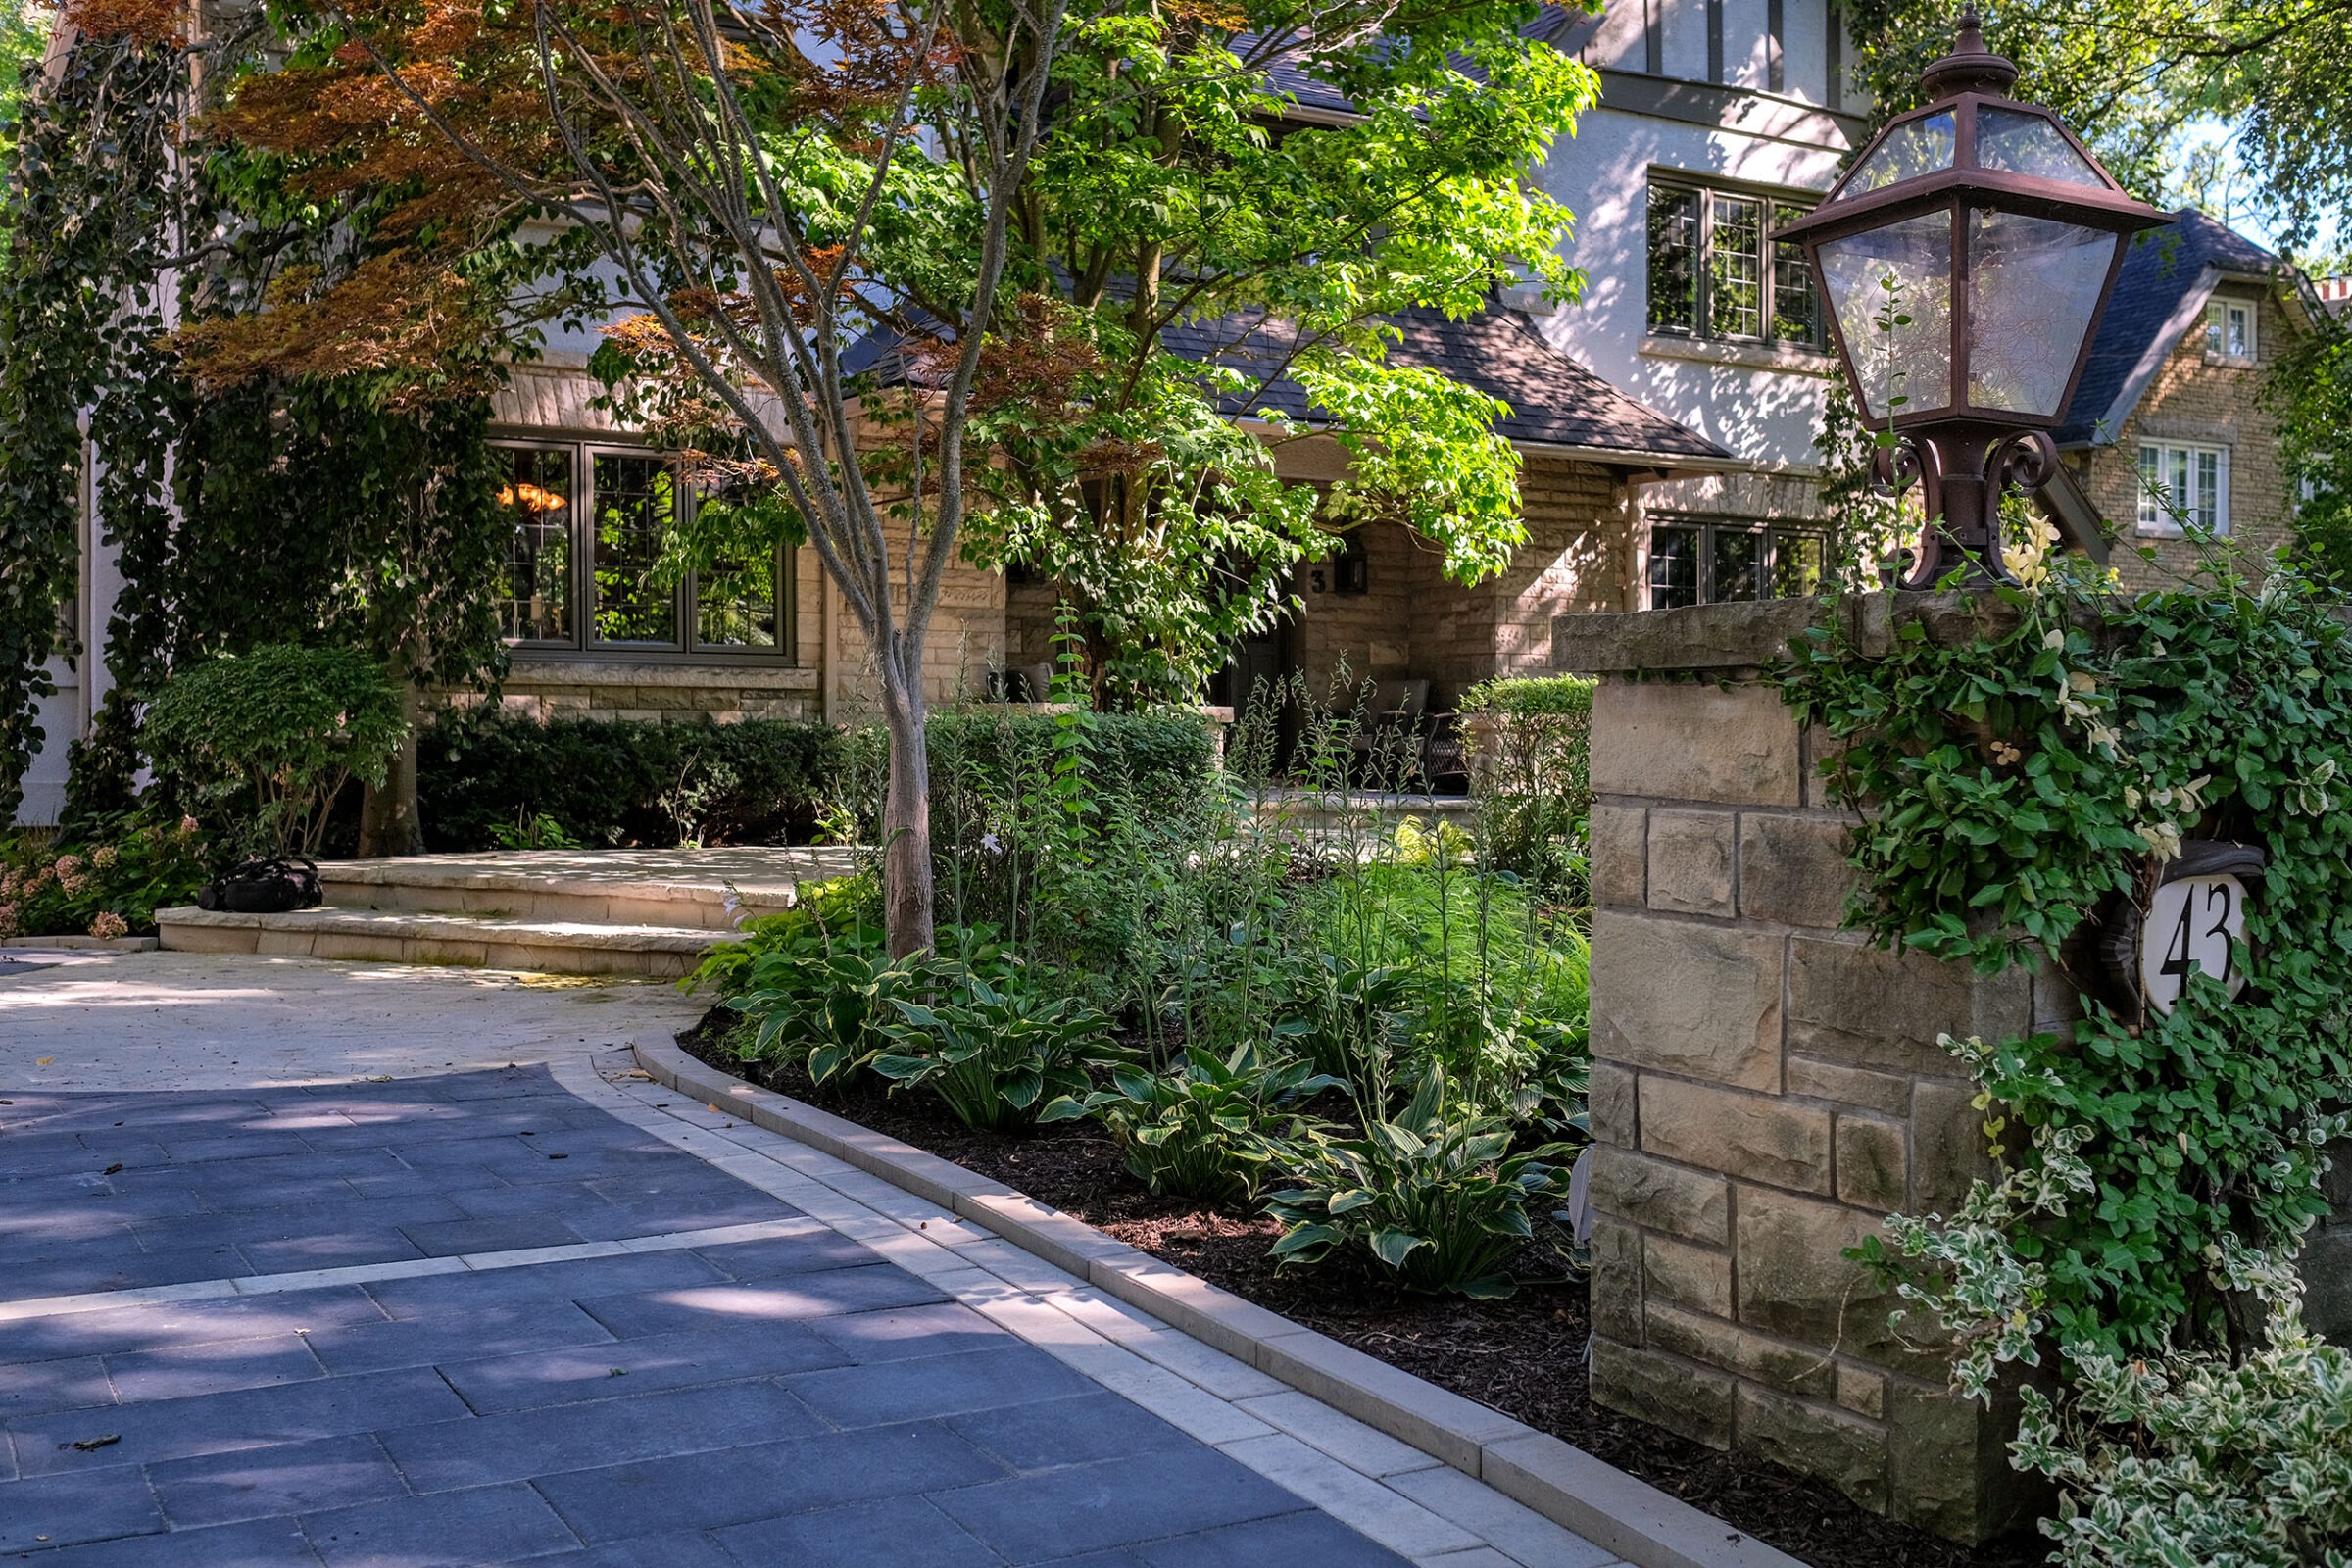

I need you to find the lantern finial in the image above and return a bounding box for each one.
[1920,8,2019,99]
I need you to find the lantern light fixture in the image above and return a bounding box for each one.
[1776,9,2167,585]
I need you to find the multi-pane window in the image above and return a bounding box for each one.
[2136,442,2229,536]
[2204,298,2256,364]
[1647,180,1823,349]
[495,441,790,657]
[1647,522,1826,610]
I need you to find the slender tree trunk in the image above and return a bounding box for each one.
[358,674,424,858]
[878,660,934,957]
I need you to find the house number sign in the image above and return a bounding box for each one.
[2098,841,2265,1019]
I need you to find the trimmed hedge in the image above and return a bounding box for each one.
[418,710,850,850]
[417,705,1220,852]
[1458,674,1595,898]
[924,708,1219,827]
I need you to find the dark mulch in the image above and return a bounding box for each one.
[678,1012,2047,1568]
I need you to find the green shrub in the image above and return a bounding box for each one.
[142,644,406,856]
[872,961,1125,1131]
[418,709,850,851]
[1267,1062,1572,1298]
[1085,1043,1343,1201]
[0,813,210,938]
[1458,674,1593,898]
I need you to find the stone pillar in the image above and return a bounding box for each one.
[1561,597,2059,1544]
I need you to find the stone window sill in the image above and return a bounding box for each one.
[1641,333,1838,377]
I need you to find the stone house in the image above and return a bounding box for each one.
[12,6,2315,825]
[2049,208,2322,587]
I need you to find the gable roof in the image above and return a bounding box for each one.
[1162,302,1735,466]
[2055,209,2284,447]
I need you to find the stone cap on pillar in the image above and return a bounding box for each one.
[1550,591,2106,676]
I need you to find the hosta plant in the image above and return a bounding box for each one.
[1087,1043,1345,1202]
[872,968,1125,1131]
[1267,1062,1572,1298]
[724,922,963,1088]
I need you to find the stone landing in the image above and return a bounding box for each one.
[155,847,861,977]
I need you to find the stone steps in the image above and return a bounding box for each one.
[154,846,862,977]
[153,906,722,978]
[318,860,801,933]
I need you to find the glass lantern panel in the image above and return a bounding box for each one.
[1966,210,2118,416]
[1845,112,1956,196]
[1819,210,1954,419]
[1975,108,2102,185]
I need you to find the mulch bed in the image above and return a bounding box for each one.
[678,1012,2047,1568]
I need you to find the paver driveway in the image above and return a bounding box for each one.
[0,955,1632,1568]
[0,1066,1417,1565]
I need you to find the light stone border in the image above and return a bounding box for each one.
[631,1034,1805,1568]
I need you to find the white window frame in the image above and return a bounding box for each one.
[2136,440,2230,538]
[2204,298,2256,365]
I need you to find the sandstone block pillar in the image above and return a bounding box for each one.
[1560,598,2060,1544]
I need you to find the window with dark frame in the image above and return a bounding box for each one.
[1646,521,1826,610]
[1647,178,1825,350]
[494,440,791,659]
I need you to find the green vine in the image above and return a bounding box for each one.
[1781,564,2352,1382]
[0,26,186,821]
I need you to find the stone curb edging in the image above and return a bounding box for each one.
[633,1034,1805,1568]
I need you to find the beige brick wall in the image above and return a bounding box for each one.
[2073,282,2296,590]
[1583,616,2058,1544]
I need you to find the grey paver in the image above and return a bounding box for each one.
[301,1479,582,1566]
[380,1377,827,1492]
[0,1464,166,1551]
[1130,1509,1420,1566]
[532,1423,1008,1542]
[931,1446,1307,1561]
[0,1517,321,1565]
[944,1389,1199,1473]
[435,1320,849,1414]
[147,1432,410,1527]
[574,1263,947,1338]
[103,1334,326,1403]
[785,1342,1097,1428]
[711,1495,1002,1567]
[5,1365,469,1479]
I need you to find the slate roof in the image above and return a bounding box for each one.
[2055,208,2282,446]
[1162,302,1733,463]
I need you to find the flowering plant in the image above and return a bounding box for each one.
[0,814,210,939]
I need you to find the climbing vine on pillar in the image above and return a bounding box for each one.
[1782,567,2352,1376]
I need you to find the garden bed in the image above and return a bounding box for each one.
[680,1012,2045,1568]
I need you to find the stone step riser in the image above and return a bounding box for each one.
[315,878,792,934]
[155,906,719,980]
[161,920,699,978]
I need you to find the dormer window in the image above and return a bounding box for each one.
[2205,298,2256,365]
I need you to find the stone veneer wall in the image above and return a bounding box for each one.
[1563,596,2060,1544]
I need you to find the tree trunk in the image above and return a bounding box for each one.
[358,677,425,858]
[878,664,935,957]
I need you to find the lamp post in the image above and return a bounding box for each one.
[1777,9,2166,586]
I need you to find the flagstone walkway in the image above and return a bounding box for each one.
[0,953,1630,1567]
